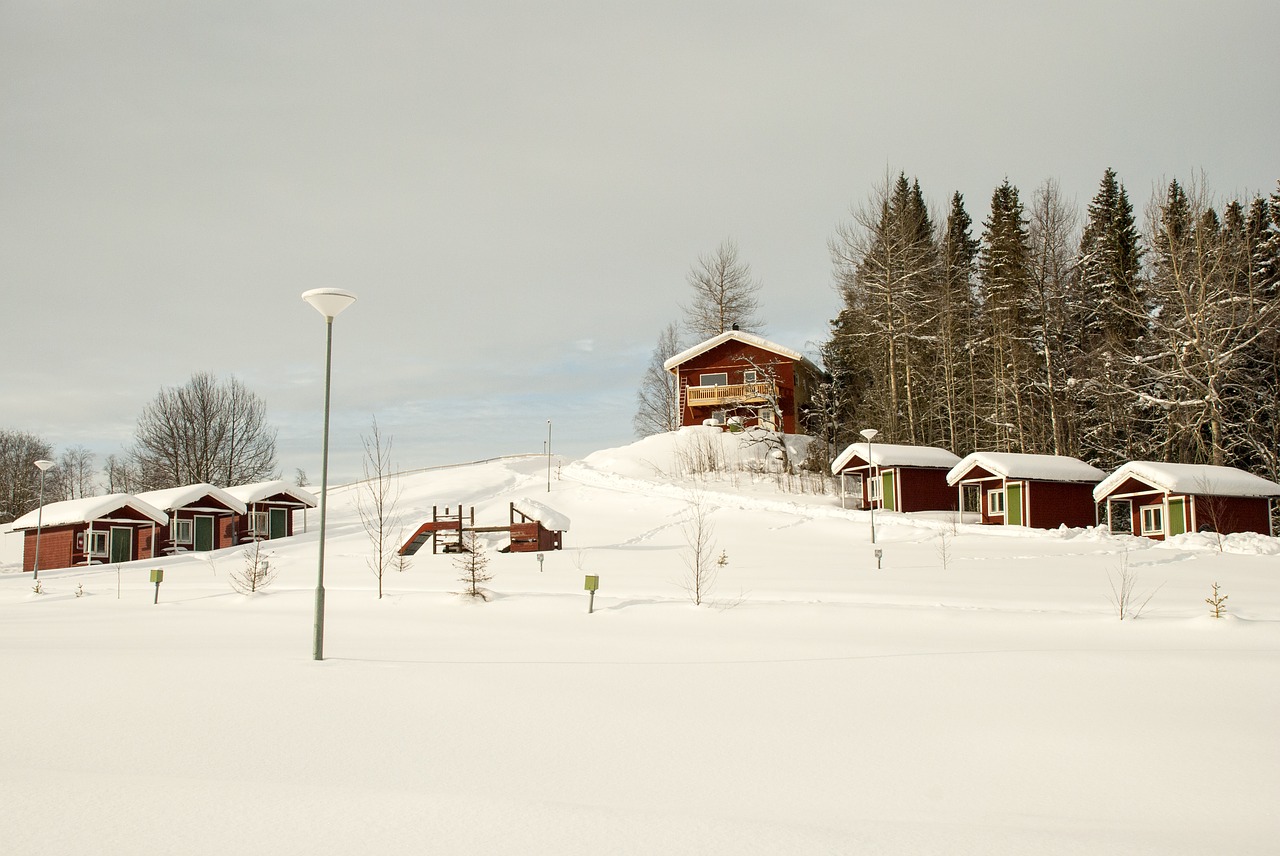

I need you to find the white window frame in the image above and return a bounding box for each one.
[699,372,728,387]
[1108,500,1133,534]
[250,511,271,537]
[88,531,108,557]
[1141,504,1164,535]
[868,473,882,501]
[173,518,193,544]
[988,488,1006,516]
[743,369,758,383]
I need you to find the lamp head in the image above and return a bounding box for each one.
[302,288,357,320]
[859,428,879,442]
[34,459,56,472]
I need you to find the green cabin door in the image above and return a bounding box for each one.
[109,527,133,563]
[1005,483,1023,526]
[881,471,896,512]
[269,508,287,539]
[194,516,215,551]
[1167,498,1186,536]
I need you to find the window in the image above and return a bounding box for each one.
[1141,504,1164,535]
[250,511,271,537]
[173,518,193,544]
[961,484,981,514]
[88,531,108,556]
[988,488,1005,515]
[698,372,728,387]
[743,370,758,383]
[757,407,777,429]
[868,474,882,501]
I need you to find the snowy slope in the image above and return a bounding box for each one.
[3,431,1279,856]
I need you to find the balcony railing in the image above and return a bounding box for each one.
[685,381,776,406]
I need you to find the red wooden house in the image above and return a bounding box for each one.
[663,330,822,434]
[12,494,169,571]
[830,442,961,512]
[1093,461,1280,539]
[225,481,318,542]
[946,452,1105,529]
[136,484,247,554]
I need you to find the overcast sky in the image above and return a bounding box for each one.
[3,1,1277,484]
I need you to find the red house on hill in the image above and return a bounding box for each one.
[1093,461,1280,539]
[946,452,1106,529]
[663,330,822,433]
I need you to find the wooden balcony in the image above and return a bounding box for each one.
[685,381,776,407]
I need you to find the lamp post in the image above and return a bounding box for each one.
[302,287,357,661]
[859,428,879,544]
[31,459,55,581]
[546,419,552,493]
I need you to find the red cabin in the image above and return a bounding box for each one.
[1094,462,1280,539]
[947,452,1105,529]
[831,442,961,512]
[135,484,247,554]
[663,330,821,434]
[225,481,318,543]
[12,494,169,571]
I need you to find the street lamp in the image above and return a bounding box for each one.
[302,287,357,661]
[546,419,552,493]
[859,428,879,545]
[31,459,55,581]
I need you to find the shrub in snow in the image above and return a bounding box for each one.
[1106,552,1161,620]
[230,540,277,594]
[1206,582,1228,619]
[453,532,492,601]
[31,580,43,595]
[680,490,720,606]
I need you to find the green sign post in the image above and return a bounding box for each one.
[149,568,164,604]
[583,574,599,614]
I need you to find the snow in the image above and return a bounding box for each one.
[512,497,571,532]
[662,329,820,373]
[1094,460,1280,501]
[3,431,1280,855]
[831,441,961,474]
[135,483,248,515]
[948,451,1107,485]
[224,479,319,508]
[6,493,168,530]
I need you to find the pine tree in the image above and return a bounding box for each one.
[935,191,980,453]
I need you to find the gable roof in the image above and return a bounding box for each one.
[663,330,822,375]
[947,452,1106,486]
[1093,461,1280,502]
[135,483,248,515]
[224,480,319,508]
[830,442,960,475]
[10,494,169,530]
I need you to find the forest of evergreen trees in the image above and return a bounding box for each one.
[817,170,1280,482]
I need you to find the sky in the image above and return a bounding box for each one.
[3,1,1278,484]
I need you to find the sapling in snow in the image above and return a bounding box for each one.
[230,540,277,594]
[453,532,492,601]
[1206,582,1228,618]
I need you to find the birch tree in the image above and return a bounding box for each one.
[633,322,684,437]
[682,239,764,339]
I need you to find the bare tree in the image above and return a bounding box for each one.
[103,452,141,494]
[131,372,277,488]
[683,239,764,339]
[634,321,684,437]
[355,417,402,598]
[679,489,719,606]
[0,429,54,523]
[57,445,98,500]
[453,532,492,600]
[229,539,277,594]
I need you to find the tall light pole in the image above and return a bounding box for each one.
[31,459,55,581]
[302,287,357,661]
[859,428,879,544]
[546,419,552,493]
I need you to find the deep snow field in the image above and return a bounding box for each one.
[3,427,1278,855]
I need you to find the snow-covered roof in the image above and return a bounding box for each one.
[830,442,960,475]
[663,330,822,374]
[512,498,571,532]
[1093,461,1280,502]
[10,494,169,530]
[947,452,1106,486]
[135,483,247,515]
[224,480,319,508]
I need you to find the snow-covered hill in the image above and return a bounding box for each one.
[3,427,1278,855]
